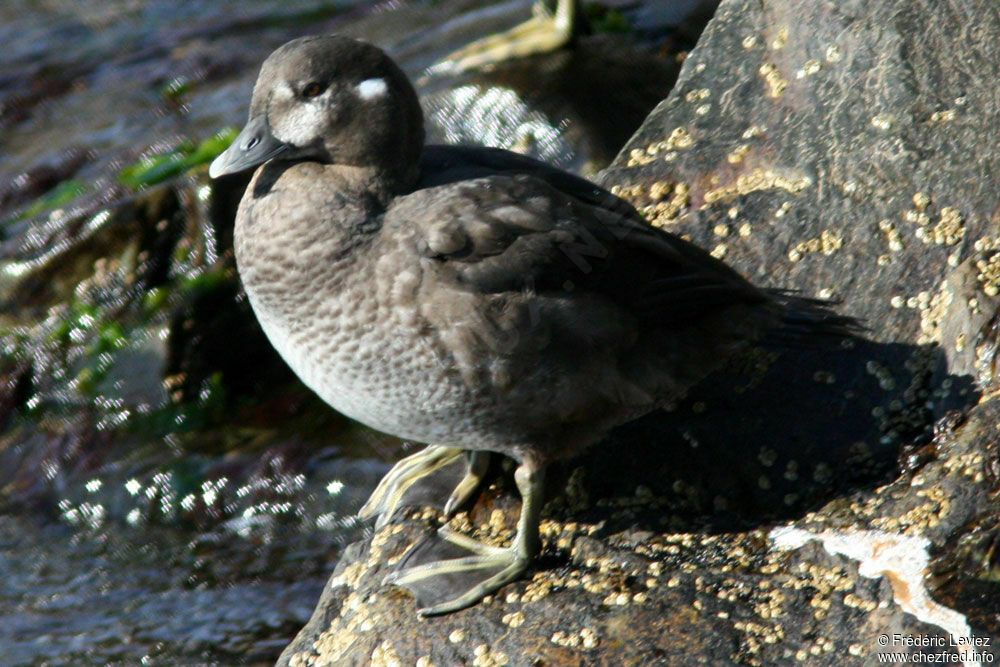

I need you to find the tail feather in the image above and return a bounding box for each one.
[764,289,865,347]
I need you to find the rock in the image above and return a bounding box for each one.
[281,0,1000,664]
[281,404,1000,665]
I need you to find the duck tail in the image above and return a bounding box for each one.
[764,289,865,347]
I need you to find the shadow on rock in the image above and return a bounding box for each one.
[550,338,978,535]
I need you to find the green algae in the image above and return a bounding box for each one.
[118,128,239,190]
[0,179,91,230]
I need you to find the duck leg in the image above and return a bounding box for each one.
[384,461,545,616]
[443,450,492,516]
[431,0,578,74]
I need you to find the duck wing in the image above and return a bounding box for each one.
[378,151,779,418]
[403,146,771,323]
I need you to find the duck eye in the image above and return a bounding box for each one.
[302,82,324,98]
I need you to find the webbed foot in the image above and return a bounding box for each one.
[383,462,545,616]
[359,447,493,529]
[358,445,465,529]
[430,0,579,75]
[385,526,532,616]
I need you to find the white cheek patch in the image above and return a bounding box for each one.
[272,99,328,146]
[356,78,388,100]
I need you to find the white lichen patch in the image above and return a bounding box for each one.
[769,526,977,665]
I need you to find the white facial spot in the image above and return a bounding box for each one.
[272,100,327,146]
[274,82,295,100]
[355,78,388,100]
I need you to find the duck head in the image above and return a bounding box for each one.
[210,35,425,189]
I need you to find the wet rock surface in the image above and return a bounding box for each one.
[0,0,688,663]
[284,403,1000,665]
[283,0,1000,664]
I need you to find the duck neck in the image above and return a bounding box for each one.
[329,161,419,209]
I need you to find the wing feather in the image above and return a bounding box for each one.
[377,148,780,420]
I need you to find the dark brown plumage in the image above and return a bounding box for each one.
[210,34,857,616]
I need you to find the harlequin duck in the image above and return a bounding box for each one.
[210,34,857,616]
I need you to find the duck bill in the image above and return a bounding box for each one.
[209,115,289,178]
